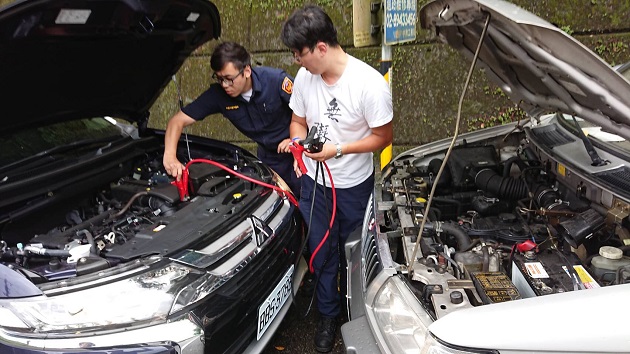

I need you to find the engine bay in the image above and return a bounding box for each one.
[378,119,630,319]
[0,139,273,285]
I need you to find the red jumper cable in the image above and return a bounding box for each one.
[170,159,298,207]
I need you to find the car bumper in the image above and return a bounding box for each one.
[341,316,381,354]
[0,257,308,354]
[0,316,203,353]
[342,196,384,354]
[341,191,397,354]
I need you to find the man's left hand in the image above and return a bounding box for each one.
[304,143,335,162]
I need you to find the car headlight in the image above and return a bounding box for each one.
[371,277,493,354]
[0,257,220,335]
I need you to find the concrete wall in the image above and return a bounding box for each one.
[3,0,629,153]
[150,0,630,153]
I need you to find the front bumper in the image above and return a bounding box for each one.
[341,315,381,354]
[0,256,308,354]
[0,316,204,353]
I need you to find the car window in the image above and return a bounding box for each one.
[558,114,630,156]
[555,62,630,156]
[0,118,126,166]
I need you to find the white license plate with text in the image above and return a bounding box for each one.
[257,265,294,340]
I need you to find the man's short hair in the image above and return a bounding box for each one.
[210,41,251,72]
[280,5,339,52]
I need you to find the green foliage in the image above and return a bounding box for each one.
[252,0,275,11]
[483,86,506,97]
[316,0,334,7]
[252,0,336,11]
[476,79,522,132]
[594,39,628,65]
[560,25,574,36]
[467,106,527,131]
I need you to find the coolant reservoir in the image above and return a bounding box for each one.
[590,246,630,281]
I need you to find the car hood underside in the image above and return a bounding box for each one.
[0,0,220,130]
[420,0,630,141]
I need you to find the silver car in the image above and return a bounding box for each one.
[343,0,630,353]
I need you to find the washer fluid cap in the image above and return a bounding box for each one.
[599,246,623,260]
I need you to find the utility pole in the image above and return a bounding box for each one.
[353,0,417,169]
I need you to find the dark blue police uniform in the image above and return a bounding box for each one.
[182,66,299,196]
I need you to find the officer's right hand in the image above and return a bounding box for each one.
[164,155,185,181]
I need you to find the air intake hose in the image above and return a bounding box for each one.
[474,168,528,200]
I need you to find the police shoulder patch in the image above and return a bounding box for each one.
[281,77,293,94]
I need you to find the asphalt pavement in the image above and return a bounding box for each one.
[262,274,346,354]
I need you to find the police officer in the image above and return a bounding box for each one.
[163,41,298,196]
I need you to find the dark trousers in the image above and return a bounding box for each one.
[299,171,374,317]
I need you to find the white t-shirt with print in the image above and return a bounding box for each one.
[289,55,393,189]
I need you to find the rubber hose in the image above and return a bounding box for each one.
[23,246,71,257]
[425,222,473,251]
[502,155,527,177]
[76,229,96,256]
[475,168,528,200]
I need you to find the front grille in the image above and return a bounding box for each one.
[361,199,382,287]
[362,232,380,285]
[196,212,301,354]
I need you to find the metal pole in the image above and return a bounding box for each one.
[380,37,393,169]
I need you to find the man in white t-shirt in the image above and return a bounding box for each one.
[281,5,393,352]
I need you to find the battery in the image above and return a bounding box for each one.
[470,272,521,304]
[511,248,600,298]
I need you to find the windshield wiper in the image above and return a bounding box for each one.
[570,115,608,167]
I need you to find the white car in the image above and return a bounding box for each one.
[342,0,630,353]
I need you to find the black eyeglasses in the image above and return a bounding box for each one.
[293,47,311,63]
[212,68,244,86]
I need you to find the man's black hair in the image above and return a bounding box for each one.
[210,41,251,72]
[280,5,339,51]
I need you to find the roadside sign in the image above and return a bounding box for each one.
[384,0,417,45]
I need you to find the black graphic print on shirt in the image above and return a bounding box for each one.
[325,98,341,122]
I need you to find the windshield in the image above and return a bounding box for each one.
[0,118,126,167]
[557,62,630,156]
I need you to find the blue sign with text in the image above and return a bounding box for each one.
[384,0,417,45]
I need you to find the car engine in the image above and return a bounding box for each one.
[377,119,630,319]
[0,141,277,285]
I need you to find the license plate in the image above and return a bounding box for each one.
[257,265,294,340]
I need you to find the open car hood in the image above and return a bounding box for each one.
[0,0,220,130]
[420,0,630,141]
